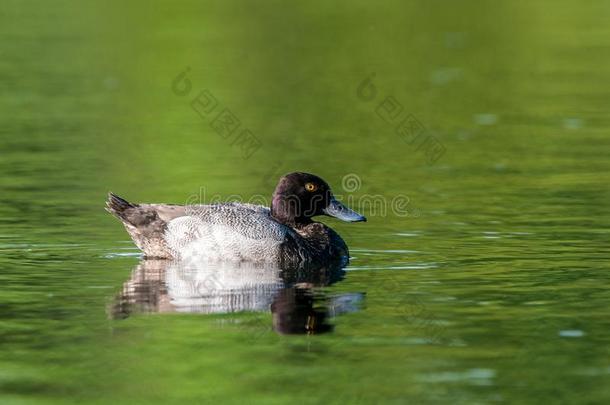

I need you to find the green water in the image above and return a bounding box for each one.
[2,0,610,403]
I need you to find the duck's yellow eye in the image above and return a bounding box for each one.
[305,182,318,192]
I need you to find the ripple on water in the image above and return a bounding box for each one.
[103,251,142,259]
[0,243,93,252]
[348,263,438,271]
[559,330,586,338]
[418,368,496,385]
[351,248,421,255]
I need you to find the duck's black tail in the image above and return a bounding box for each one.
[105,193,172,258]
[105,192,138,221]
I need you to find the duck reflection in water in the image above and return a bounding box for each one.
[110,259,363,335]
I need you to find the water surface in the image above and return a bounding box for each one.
[1,1,610,403]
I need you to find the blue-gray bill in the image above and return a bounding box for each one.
[323,198,367,222]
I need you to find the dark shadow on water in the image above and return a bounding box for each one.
[110,259,363,335]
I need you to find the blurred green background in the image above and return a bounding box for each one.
[1,0,610,404]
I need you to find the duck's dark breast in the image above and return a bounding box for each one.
[280,223,349,266]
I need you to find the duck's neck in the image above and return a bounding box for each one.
[271,195,312,228]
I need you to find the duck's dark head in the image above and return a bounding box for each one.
[271,172,366,227]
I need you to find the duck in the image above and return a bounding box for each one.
[105,172,366,265]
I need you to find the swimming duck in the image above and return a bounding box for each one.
[106,172,366,265]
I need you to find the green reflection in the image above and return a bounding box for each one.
[1,0,610,403]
